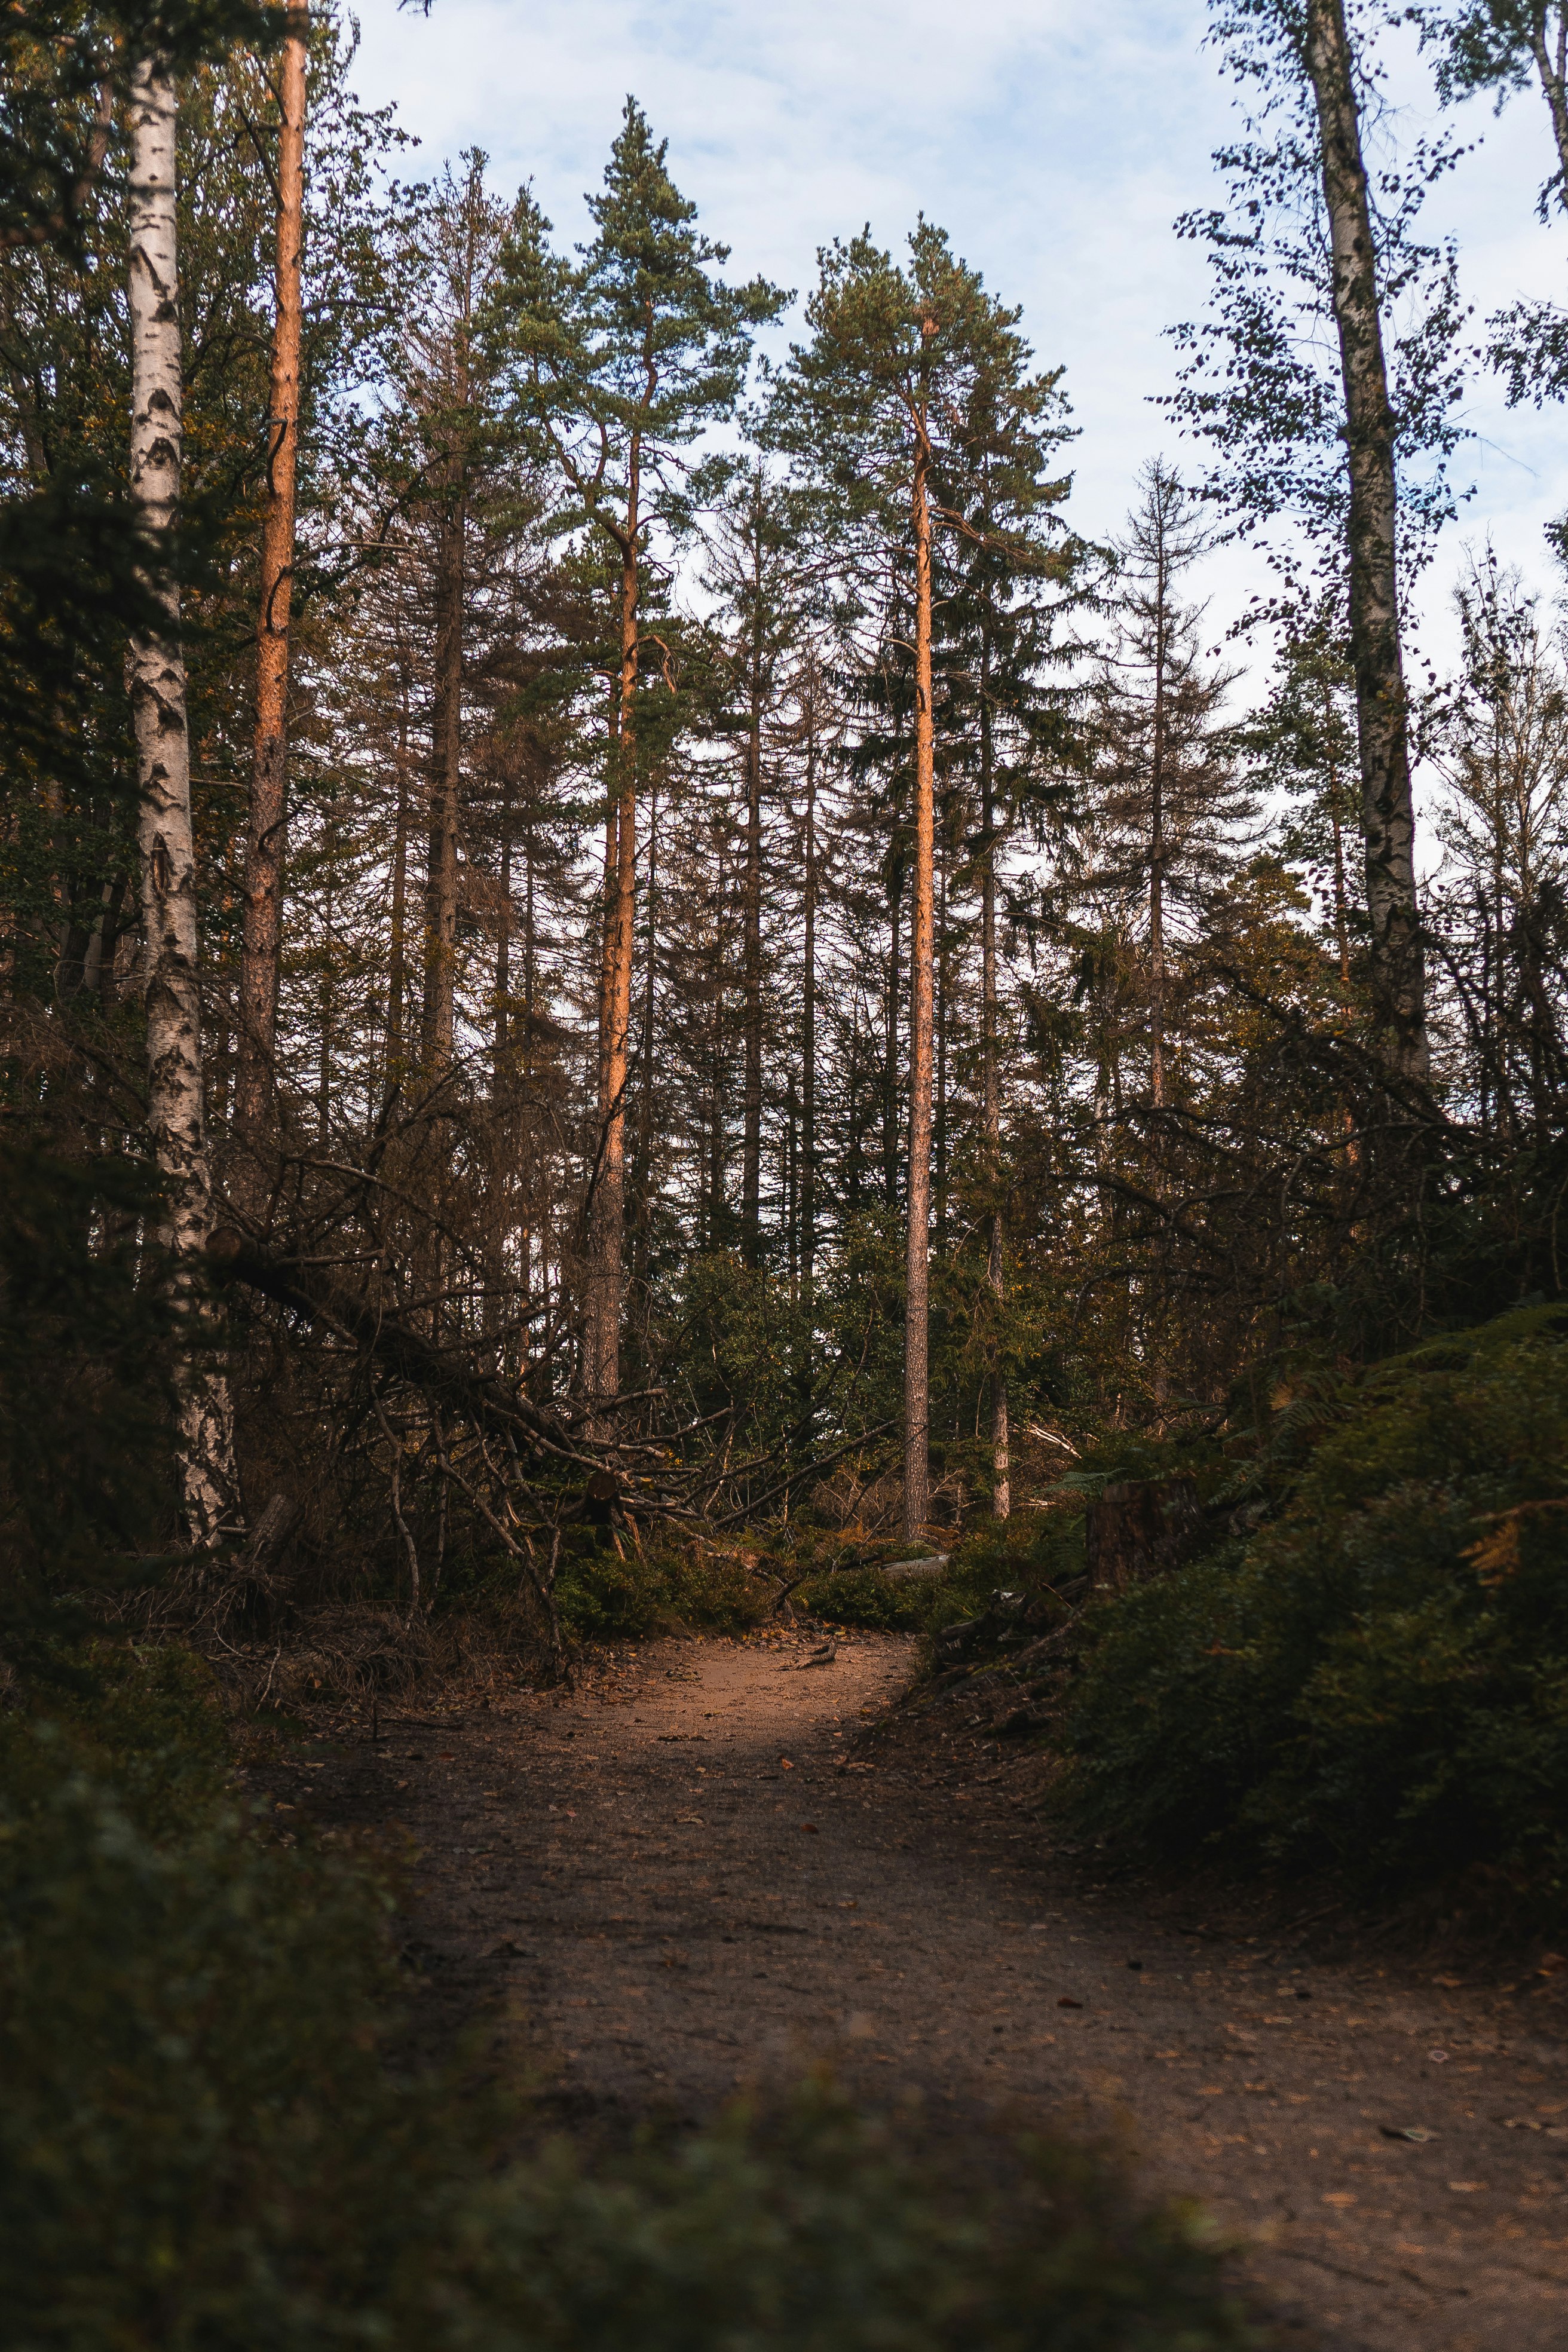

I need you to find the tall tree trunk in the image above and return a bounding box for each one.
[1324,676,1353,987]
[903,432,935,1544]
[801,721,818,1304]
[981,693,1009,1521]
[386,633,411,1071]
[882,868,901,1206]
[1303,0,1428,1081]
[585,479,639,1408]
[632,771,659,1290]
[740,670,764,1258]
[419,173,480,1074]
[235,4,307,1191]
[1149,517,1168,1113]
[1524,8,1568,188]
[127,51,234,1542]
[419,489,464,1068]
[740,482,765,1258]
[935,831,948,1239]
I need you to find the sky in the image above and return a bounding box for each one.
[344,0,1568,670]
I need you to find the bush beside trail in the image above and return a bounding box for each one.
[1056,1309,1568,1923]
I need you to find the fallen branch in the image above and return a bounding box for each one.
[207,1229,592,1465]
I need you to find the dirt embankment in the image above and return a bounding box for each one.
[280,1627,1568,2352]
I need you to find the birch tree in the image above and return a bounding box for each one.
[1170,0,1471,1085]
[1426,4,1568,404]
[127,45,234,1541]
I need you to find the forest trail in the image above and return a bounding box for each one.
[308,1630,1568,2352]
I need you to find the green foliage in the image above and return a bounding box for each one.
[0,1141,177,1612]
[796,1507,1085,1634]
[1060,1309,1568,1915]
[0,1639,231,1836]
[0,1716,439,2352]
[452,2102,1250,2352]
[555,1535,767,1641]
[0,1656,1250,2352]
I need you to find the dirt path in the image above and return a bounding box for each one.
[298,1628,1568,2351]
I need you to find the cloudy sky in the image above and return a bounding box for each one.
[347,0,1568,654]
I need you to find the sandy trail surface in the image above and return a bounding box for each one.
[299,1628,1568,2351]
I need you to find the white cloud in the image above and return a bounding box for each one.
[345,0,1568,663]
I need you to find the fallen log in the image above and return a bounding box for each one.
[206,1229,589,1463]
[878,1554,950,1582]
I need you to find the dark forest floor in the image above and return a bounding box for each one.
[272,1627,1568,2352]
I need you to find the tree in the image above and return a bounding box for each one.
[1169,0,1472,1083]
[127,42,235,1540]
[1084,462,1245,1116]
[778,219,1067,1538]
[234,0,307,1199]
[927,336,1083,1515]
[697,458,811,1263]
[1246,597,1362,983]
[1426,4,1568,405]
[490,100,782,1410]
[1429,549,1568,1141]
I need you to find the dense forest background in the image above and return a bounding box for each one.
[5,0,1568,1785]
[10,8,1568,2343]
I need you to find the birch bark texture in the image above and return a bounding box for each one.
[236,5,307,1180]
[127,51,234,1541]
[1301,0,1429,1081]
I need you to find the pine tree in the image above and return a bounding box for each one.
[777,219,1065,1538]
[490,102,782,1410]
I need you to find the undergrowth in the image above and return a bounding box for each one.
[1057,1307,1568,1924]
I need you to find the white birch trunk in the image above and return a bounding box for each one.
[1303,0,1428,1081]
[128,53,235,1544]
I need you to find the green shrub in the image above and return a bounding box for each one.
[0,1142,178,1629]
[1061,1310,1568,1912]
[796,1508,1086,1639]
[555,1536,767,1640]
[0,1637,232,1836]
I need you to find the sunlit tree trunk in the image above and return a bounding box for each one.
[128,51,234,1542]
[585,468,639,1409]
[741,668,764,1257]
[235,4,307,1190]
[632,771,660,1291]
[981,684,1009,1520]
[740,480,766,1258]
[1303,0,1428,1080]
[903,427,935,1544]
[801,716,819,1304]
